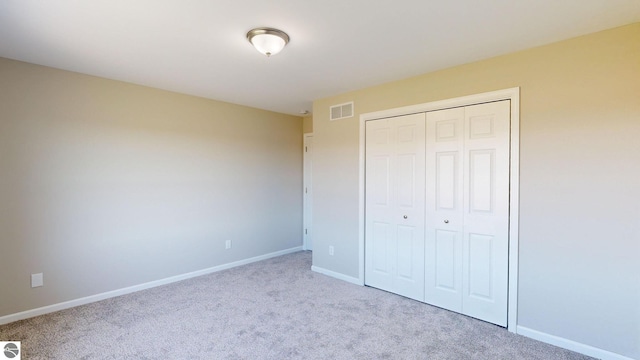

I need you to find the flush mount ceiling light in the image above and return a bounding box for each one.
[246,27,290,57]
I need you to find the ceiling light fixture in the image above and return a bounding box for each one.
[246,27,290,57]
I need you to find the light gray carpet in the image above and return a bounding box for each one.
[1,251,594,359]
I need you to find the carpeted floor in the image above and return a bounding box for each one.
[1,251,594,359]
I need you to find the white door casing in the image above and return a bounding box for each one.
[365,113,426,301]
[303,133,313,251]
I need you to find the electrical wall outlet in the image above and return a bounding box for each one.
[329,245,334,256]
[225,240,232,250]
[31,273,43,288]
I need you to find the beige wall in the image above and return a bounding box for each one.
[312,23,640,359]
[0,57,303,318]
[302,115,313,133]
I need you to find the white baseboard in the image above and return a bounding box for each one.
[311,265,362,286]
[0,246,303,326]
[517,325,635,360]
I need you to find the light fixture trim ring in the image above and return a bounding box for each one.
[246,27,290,45]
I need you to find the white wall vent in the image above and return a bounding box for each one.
[330,102,354,121]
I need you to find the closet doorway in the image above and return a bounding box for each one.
[359,88,520,330]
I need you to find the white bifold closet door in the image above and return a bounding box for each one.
[424,100,510,326]
[365,113,426,302]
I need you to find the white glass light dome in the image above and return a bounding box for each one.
[247,28,290,57]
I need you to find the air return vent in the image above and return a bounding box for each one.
[330,102,354,121]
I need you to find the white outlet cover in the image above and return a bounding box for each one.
[31,273,43,288]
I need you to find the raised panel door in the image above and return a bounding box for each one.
[425,107,464,312]
[365,113,426,301]
[462,100,510,326]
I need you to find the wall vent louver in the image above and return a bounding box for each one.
[330,102,354,121]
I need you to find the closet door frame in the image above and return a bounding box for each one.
[357,87,520,332]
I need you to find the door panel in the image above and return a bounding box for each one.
[371,156,390,206]
[468,233,494,300]
[436,152,457,210]
[469,150,495,213]
[397,154,416,208]
[397,225,416,279]
[365,113,425,302]
[435,230,457,291]
[372,222,391,274]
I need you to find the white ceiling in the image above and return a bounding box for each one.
[1,1,639,116]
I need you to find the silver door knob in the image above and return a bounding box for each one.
[403,215,408,219]
[444,220,449,223]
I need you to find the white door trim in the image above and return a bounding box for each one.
[358,87,520,332]
[303,133,314,251]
